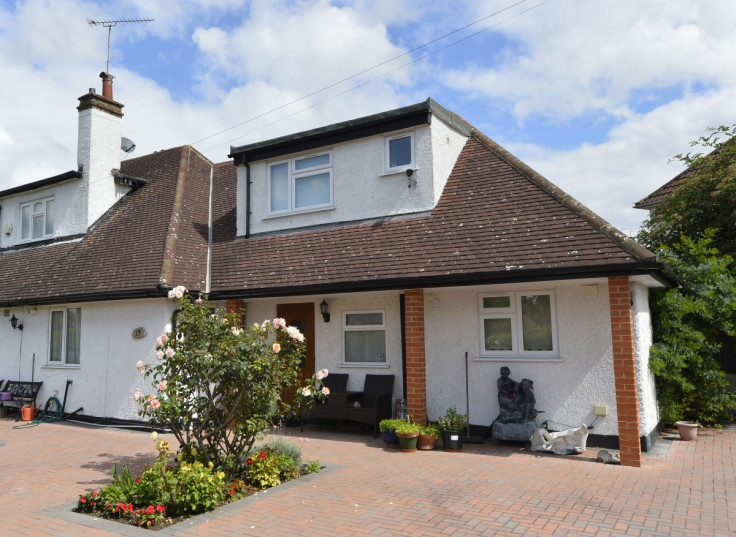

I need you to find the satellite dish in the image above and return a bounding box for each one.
[121,137,136,154]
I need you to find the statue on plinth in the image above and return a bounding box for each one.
[490,367,539,443]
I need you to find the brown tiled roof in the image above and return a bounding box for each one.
[0,146,216,306]
[210,132,658,299]
[634,167,693,209]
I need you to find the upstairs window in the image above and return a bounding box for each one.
[343,311,386,364]
[268,152,332,215]
[49,308,81,365]
[385,132,414,173]
[20,198,55,241]
[479,292,558,358]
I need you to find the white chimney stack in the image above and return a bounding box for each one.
[76,72,129,229]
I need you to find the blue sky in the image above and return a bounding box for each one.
[2,0,736,234]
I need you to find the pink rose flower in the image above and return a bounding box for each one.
[272,343,281,353]
[165,347,175,358]
[158,380,167,391]
[136,360,145,372]
[134,391,143,402]
[322,386,330,395]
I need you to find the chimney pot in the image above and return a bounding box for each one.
[99,71,115,100]
[89,88,96,94]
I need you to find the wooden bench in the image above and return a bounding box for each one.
[302,374,394,437]
[0,381,43,415]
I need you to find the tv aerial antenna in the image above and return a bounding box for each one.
[87,17,154,74]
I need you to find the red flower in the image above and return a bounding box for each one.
[147,505,155,515]
[247,458,254,466]
[135,477,141,483]
[156,505,165,513]
[128,504,134,511]
[228,490,235,496]
[79,497,86,504]
[92,491,98,498]
[259,451,266,460]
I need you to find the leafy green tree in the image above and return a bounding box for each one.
[638,124,736,255]
[648,233,736,425]
[136,286,327,477]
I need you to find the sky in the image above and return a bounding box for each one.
[1,0,736,235]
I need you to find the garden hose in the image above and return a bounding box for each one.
[12,396,63,429]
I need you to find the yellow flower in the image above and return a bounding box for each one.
[151,431,158,440]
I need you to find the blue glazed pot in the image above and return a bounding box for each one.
[382,430,399,448]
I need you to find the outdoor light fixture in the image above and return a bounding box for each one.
[406,168,417,188]
[10,314,23,330]
[319,300,330,323]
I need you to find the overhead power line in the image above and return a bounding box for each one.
[192,0,548,151]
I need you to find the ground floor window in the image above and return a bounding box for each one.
[343,311,386,363]
[49,308,81,364]
[479,292,557,358]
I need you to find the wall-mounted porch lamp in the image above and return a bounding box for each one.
[10,314,23,330]
[406,168,417,188]
[319,300,330,323]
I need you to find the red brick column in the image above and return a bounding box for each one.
[226,299,245,328]
[608,277,641,467]
[404,289,427,424]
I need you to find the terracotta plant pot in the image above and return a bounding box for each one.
[676,421,699,441]
[417,434,439,450]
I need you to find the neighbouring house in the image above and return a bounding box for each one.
[0,75,666,467]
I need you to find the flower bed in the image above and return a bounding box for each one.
[75,433,321,529]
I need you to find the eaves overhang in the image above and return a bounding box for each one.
[209,262,668,301]
[229,98,471,165]
[0,170,83,199]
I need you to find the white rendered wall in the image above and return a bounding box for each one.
[78,106,129,229]
[0,298,174,420]
[424,279,624,435]
[0,180,86,248]
[236,119,468,236]
[631,281,659,437]
[242,294,404,403]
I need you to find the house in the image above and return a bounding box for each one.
[0,75,665,467]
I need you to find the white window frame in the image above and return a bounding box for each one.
[384,132,415,173]
[20,197,55,242]
[48,308,82,365]
[267,151,333,216]
[342,310,387,365]
[479,291,558,358]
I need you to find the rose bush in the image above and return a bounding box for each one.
[136,286,327,477]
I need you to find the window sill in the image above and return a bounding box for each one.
[42,364,81,370]
[338,363,390,369]
[475,356,562,363]
[264,205,335,220]
[380,167,418,178]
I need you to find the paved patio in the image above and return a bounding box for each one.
[0,416,733,537]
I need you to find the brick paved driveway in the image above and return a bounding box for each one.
[0,417,733,536]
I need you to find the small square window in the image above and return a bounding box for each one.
[385,133,414,173]
[20,197,55,241]
[268,152,332,215]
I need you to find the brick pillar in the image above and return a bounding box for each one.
[608,277,641,467]
[225,299,245,328]
[404,289,427,424]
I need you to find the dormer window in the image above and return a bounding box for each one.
[385,132,414,173]
[268,152,333,215]
[20,198,55,241]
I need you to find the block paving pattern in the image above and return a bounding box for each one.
[0,418,734,536]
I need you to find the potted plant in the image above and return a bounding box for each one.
[394,420,421,452]
[438,406,468,452]
[379,418,404,448]
[417,423,441,450]
[675,420,699,441]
